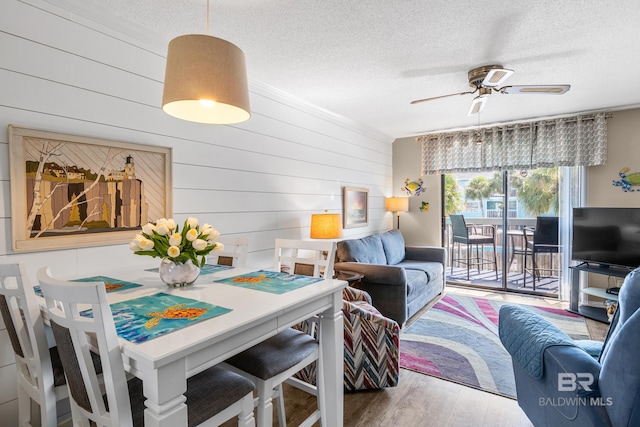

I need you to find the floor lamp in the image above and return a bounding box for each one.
[386,197,409,229]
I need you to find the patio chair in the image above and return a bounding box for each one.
[450,214,498,280]
[524,216,560,290]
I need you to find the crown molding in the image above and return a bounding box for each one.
[249,80,394,144]
[27,0,170,53]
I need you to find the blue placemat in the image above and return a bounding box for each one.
[215,270,322,294]
[80,292,231,344]
[34,276,143,297]
[145,264,234,275]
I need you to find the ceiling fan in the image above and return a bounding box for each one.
[410,64,570,116]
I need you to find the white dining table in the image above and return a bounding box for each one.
[45,266,347,427]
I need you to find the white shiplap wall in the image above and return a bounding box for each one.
[0,0,394,421]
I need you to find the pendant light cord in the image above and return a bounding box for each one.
[206,0,210,35]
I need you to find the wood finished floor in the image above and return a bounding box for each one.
[52,287,606,427]
[222,286,610,427]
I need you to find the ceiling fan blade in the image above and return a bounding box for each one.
[481,68,514,87]
[467,95,488,116]
[410,90,476,105]
[498,84,571,95]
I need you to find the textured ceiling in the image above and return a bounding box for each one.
[79,0,640,138]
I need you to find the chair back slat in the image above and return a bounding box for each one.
[217,256,234,266]
[0,293,25,357]
[37,267,133,427]
[50,321,94,412]
[293,263,316,277]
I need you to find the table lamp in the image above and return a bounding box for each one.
[310,211,343,239]
[386,197,409,229]
[310,211,343,267]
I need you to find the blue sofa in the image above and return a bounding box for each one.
[499,267,640,427]
[334,230,446,326]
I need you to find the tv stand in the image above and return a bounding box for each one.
[569,264,629,323]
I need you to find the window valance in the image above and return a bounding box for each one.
[418,113,608,175]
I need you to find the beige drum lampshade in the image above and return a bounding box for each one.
[385,197,409,213]
[162,34,251,124]
[310,213,343,239]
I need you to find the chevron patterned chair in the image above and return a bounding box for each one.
[289,286,400,391]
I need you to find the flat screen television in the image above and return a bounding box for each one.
[572,207,640,270]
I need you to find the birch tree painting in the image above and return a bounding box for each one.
[9,126,172,252]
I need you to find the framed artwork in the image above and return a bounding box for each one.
[343,187,368,228]
[8,125,172,252]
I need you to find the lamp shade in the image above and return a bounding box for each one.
[385,197,409,212]
[162,34,251,124]
[310,213,343,239]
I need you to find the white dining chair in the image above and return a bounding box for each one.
[209,236,249,267]
[223,238,336,427]
[37,267,256,427]
[0,262,70,427]
[273,238,336,278]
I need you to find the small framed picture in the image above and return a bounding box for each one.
[343,187,368,228]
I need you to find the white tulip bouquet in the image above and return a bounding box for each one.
[130,217,223,267]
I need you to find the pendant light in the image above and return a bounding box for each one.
[162,0,250,124]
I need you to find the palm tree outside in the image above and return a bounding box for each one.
[445,174,464,216]
[464,176,494,217]
[512,168,559,216]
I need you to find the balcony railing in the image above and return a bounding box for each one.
[445,216,560,294]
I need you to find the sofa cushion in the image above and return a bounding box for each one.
[379,230,406,265]
[337,234,387,264]
[405,269,429,301]
[396,260,442,283]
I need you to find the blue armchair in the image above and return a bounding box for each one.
[498,267,640,427]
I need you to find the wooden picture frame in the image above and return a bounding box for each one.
[343,187,368,228]
[8,125,172,252]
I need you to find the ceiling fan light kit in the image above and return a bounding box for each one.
[412,64,571,115]
[500,85,570,95]
[482,68,514,86]
[468,96,488,116]
[467,64,511,88]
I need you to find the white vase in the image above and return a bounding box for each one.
[159,258,200,287]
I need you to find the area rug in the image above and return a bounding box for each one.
[400,293,590,398]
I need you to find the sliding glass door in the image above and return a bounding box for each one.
[444,167,579,297]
